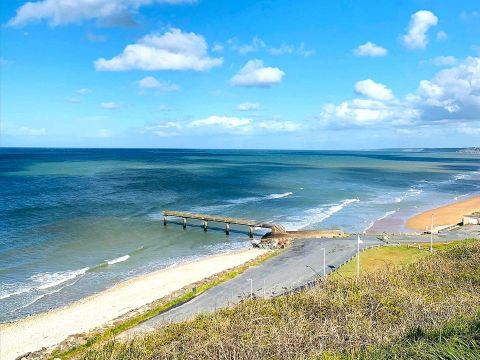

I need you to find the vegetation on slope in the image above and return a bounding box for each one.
[80,240,480,359]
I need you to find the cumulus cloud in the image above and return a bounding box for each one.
[137,76,179,92]
[100,101,121,109]
[8,0,197,27]
[320,99,418,127]
[320,56,480,128]
[402,10,438,50]
[230,59,285,88]
[236,102,261,111]
[355,79,394,101]
[353,42,387,57]
[95,28,223,72]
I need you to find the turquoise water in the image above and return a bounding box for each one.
[1,148,479,322]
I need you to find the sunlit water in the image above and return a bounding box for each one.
[1,148,479,322]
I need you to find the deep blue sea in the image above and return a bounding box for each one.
[1,148,479,322]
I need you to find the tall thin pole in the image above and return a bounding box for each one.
[263,279,266,298]
[430,213,434,253]
[248,278,253,298]
[322,248,326,278]
[356,235,360,277]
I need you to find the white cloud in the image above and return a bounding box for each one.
[144,122,181,136]
[229,36,266,55]
[236,102,261,111]
[212,43,224,52]
[95,28,223,72]
[457,123,480,135]
[230,59,285,88]
[355,79,394,101]
[402,10,438,50]
[75,88,92,95]
[66,97,81,104]
[408,57,480,121]
[436,31,448,41]
[425,56,458,67]
[353,42,387,57]
[8,0,197,27]
[258,121,301,132]
[320,56,480,128]
[190,115,251,129]
[96,129,113,138]
[12,126,47,136]
[229,37,314,57]
[100,101,121,109]
[320,99,418,127]
[268,42,315,57]
[137,76,179,92]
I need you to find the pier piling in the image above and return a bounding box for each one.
[162,210,286,239]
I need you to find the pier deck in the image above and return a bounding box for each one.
[162,210,286,238]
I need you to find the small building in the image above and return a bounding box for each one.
[463,213,480,225]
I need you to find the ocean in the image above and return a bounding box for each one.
[1,148,479,322]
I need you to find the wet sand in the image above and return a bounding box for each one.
[406,196,480,232]
[0,248,267,360]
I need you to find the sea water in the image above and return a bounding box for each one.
[1,148,479,322]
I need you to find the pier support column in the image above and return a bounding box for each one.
[164,216,167,226]
[249,226,254,239]
[183,218,187,229]
[226,223,230,235]
[203,220,208,231]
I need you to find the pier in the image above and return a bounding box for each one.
[162,210,286,238]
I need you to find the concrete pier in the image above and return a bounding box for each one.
[162,210,286,238]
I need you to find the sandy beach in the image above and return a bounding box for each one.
[0,248,267,360]
[406,196,480,232]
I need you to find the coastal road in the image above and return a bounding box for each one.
[121,236,382,338]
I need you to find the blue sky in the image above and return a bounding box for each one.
[1,0,480,149]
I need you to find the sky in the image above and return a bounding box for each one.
[1,0,480,149]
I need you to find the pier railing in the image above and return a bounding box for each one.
[162,210,286,238]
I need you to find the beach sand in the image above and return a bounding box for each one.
[0,248,267,360]
[406,196,480,232]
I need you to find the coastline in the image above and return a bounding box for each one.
[406,195,480,232]
[0,248,267,360]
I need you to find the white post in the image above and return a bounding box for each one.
[322,248,326,278]
[357,235,360,277]
[430,213,434,253]
[247,278,253,298]
[263,279,266,298]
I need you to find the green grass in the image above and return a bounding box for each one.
[333,242,453,278]
[78,239,480,359]
[49,250,280,360]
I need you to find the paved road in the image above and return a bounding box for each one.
[121,236,381,338]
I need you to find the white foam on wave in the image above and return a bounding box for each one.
[31,267,89,290]
[106,255,130,265]
[0,287,32,300]
[364,210,397,233]
[395,187,423,203]
[265,192,293,200]
[284,198,359,231]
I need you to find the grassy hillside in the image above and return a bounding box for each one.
[80,240,480,359]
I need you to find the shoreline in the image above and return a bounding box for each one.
[0,248,267,360]
[406,195,480,232]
